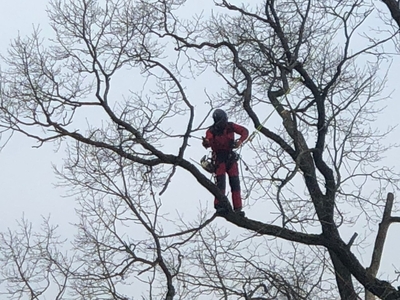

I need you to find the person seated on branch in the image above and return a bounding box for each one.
[202,109,249,216]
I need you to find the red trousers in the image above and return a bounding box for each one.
[214,159,242,210]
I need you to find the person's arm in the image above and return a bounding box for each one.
[232,123,249,148]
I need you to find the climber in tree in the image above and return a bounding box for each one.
[202,109,249,216]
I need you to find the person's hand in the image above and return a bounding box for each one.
[202,137,210,147]
[233,139,242,148]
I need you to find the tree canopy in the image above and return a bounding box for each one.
[1,0,400,299]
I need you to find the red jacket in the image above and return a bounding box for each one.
[203,122,249,152]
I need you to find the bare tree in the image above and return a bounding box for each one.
[1,0,400,299]
[0,217,71,299]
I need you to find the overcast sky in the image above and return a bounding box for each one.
[1,0,400,295]
[0,0,76,234]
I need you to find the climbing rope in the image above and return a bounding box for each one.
[235,77,304,221]
[242,77,303,147]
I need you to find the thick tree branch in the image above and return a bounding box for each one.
[381,0,400,29]
[365,192,395,300]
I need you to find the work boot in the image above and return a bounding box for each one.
[214,203,229,215]
[234,208,245,217]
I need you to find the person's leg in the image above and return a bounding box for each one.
[227,161,243,211]
[214,161,226,208]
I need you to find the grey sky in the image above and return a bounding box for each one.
[1,0,400,298]
[0,1,73,230]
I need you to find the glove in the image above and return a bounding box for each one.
[233,139,242,148]
[202,137,210,148]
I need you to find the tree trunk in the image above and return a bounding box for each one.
[329,250,358,300]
